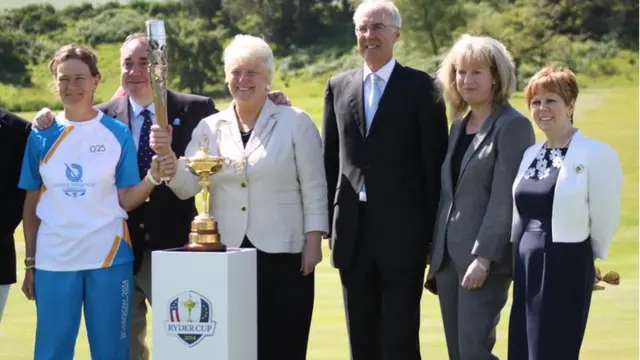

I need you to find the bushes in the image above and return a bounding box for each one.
[76,8,145,46]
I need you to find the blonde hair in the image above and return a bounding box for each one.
[524,66,579,108]
[437,34,516,118]
[223,34,274,84]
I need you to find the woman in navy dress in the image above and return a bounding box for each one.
[508,67,623,360]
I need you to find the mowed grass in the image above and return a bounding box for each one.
[4,85,638,359]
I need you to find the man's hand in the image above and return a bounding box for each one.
[157,151,178,180]
[461,257,490,290]
[267,90,291,106]
[33,108,56,130]
[149,124,173,154]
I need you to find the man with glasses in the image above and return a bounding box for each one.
[322,1,448,359]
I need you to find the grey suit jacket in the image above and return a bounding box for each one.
[428,102,535,276]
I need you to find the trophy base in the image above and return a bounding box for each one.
[183,241,227,252]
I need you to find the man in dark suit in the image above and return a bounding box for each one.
[102,33,217,360]
[0,108,31,323]
[322,1,448,359]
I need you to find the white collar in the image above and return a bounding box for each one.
[129,98,155,119]
[363,57,396,83]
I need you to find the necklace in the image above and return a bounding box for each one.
[544,128,577,149]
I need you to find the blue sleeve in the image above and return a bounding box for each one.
[18,131,43,191]
[116,130,140,188]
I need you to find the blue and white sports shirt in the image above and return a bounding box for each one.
[19,111,140,271]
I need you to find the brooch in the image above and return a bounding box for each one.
[575,164,584,173]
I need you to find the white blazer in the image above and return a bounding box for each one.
[510,130,623,260]
[168,99,329,253]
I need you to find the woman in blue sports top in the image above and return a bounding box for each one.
[18,44,163,360]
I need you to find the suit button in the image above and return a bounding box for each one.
[139,223,145,229]
[241,206,247,211]
[241,182,247,188]
[144,234,150,241]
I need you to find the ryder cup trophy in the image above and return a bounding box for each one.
[146,19,171,182]
[181,136,227,252]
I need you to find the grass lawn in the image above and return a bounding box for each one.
[3,85,638,359]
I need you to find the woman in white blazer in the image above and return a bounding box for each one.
[507,66,623,360]
[154,35,328,360]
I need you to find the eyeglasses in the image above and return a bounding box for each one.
[355,23,396,34]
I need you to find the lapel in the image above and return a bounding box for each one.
[219,99,279,158]
[0,111,7,148]
[456,103,509,188]
[366,62,401,137]
[553,130,584,199]
[108,96,132,127]
[347,70,366,138]
[442,119,465,197]
[166,91,183,141]
[244,99,279,155]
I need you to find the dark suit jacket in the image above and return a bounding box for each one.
[96,91,216,273]
[428,103,535,277]
[322,62,449,270]
[0,109,31,285]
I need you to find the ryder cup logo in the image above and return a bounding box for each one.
[165,291,217,347]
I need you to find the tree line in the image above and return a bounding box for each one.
[0,0,637,105]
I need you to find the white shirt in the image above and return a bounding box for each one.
[362,57,396,102]
[129,98,156,149]
[19,111,139,271]
[359,57,396,201]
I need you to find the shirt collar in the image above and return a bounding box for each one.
[129,98,155,119]
[363,57,396,83]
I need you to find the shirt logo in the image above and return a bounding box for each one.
[165,291,217,347]
[62,163,87,197]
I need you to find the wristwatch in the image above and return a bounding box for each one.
[24,257,35,266]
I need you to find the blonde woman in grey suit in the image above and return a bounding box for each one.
[426,34,535,360]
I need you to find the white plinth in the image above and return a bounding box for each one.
[152,248,257,360]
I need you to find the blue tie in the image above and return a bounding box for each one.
[138,109,155,180]
[360,73,381,201]
[365,73,381,132]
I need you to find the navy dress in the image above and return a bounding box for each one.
[508,147,595,360]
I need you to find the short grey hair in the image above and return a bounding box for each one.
[223,34,275,84]
[120,33,147,53]
[353,0,402,28]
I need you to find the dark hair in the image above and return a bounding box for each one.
[49,44,101,78]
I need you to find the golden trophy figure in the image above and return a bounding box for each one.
[183,294,198,322]
[181,136,227,252]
